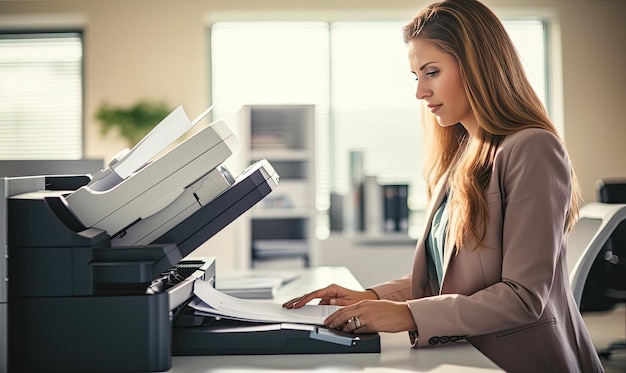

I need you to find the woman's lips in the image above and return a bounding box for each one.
[428,104,442,114]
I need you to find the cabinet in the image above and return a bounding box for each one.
[238,105,316,269]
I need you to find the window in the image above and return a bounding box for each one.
[328,22,423,204]
[211,20,547,233]
[0,32,83,159]
[210,21,330,205]
[503,20,547,106]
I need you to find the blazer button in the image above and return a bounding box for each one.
[440,336,450,344]
[429,337,440,345]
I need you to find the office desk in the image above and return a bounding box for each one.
[169,266,503,372]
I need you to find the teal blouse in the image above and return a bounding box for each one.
[426,193,450,294]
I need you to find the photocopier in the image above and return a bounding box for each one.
[0,106,380,373]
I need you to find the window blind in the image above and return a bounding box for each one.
[0,32,83,159]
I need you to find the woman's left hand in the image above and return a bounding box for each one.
[325,300,417,334]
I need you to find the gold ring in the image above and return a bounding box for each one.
[352,316,361,328]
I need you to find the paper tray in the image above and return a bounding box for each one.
[172,316,381,355]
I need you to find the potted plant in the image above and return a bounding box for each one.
[95,100,171,146]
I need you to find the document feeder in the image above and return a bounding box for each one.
[1,108,380,373]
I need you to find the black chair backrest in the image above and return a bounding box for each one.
[597,180,626,251]
[598,179,626,204]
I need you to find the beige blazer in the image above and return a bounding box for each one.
[371,128,604,373]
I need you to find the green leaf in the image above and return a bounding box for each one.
[95,100,172,145]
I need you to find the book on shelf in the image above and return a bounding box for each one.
[383,184,409,233]
[330,179,410,235]
[251,132,289,149]
[363,175,383,235]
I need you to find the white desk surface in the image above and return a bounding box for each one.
[168,266,503,372]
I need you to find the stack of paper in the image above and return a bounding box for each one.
[215,276,283,299]
[191,280,339,326]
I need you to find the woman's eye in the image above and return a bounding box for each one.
[426,70,439,77]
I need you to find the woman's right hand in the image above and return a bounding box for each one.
[282,284,379,309]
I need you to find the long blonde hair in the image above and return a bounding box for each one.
[405,0,581,250]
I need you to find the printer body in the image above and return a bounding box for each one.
[0,107,379,373]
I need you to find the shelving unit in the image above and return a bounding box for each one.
[238,104,316,269]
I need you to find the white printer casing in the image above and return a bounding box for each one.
[65,106,238,241]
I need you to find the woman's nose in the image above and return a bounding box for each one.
[416,81,430,100]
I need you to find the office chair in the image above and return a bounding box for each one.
[594,179,626,358]
[567,202,626,308]
[567,200,626,360]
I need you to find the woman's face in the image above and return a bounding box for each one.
[408,38,476,135]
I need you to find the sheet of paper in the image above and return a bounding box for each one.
[216,276,283,299]
[112,106,191,179]
[112,103,215,180]
[191,279,339,326]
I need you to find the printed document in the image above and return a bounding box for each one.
[191,280,339,325]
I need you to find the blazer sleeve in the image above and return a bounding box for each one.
[406,129,573,347]
[369,274,413,301]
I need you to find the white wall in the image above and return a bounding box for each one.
[1,0,624,273]
[318,236,416,288]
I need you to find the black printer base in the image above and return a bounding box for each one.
[8,293,171,373]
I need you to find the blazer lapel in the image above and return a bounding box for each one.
[441,217,456,285]
[441,184,458,289]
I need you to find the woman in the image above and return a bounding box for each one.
[283,1,604,372]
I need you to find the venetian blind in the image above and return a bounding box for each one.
[0,32,83,159]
